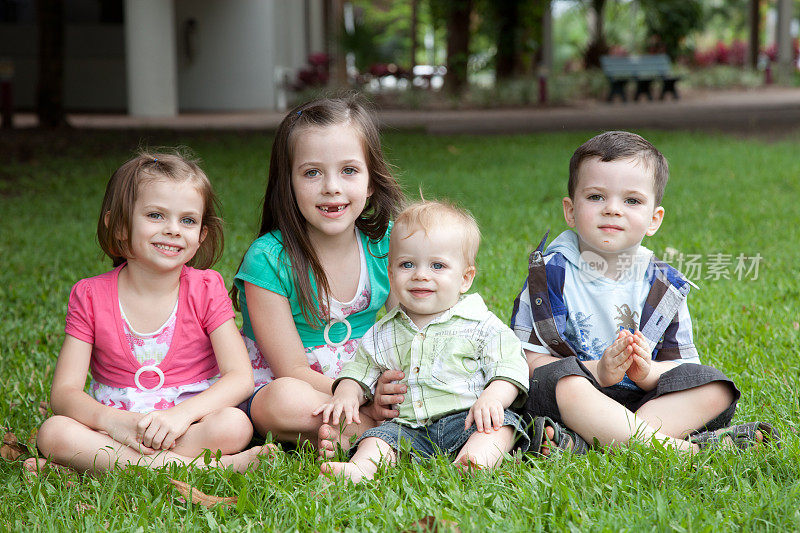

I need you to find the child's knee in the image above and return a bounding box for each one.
[702,381,736,414]
[36,415,77,457]
[205,408,254,451]
[554,374,593,403]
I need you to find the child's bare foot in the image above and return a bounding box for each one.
[320,461,373,483]
[317,422,358,459]
[453,452,486,475]
[317,424,338,459]
[217,443,278,473]
[23,457,78,483]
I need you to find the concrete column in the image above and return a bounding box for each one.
[776,0,794,81]
[124,0,178,116]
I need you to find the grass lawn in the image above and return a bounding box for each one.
[1,128,799,531]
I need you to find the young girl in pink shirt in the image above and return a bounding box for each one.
[25,151,272,475]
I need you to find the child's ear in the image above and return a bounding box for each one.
[562,197,576,227]
[646,206,665,236]
[103,210,111,228]
[460,265,476,293]
[200,226,208,243]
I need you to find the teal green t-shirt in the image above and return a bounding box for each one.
[234,227,391,348]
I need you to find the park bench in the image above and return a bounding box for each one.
[600,54,681,102]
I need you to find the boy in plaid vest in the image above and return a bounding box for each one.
[511,131,777,454]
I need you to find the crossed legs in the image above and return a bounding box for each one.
[249,377,376,454]
[555,375,737,453]
[26,407,266,475]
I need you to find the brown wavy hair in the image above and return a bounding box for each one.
[97,149,224,269]
[231,95,404,326]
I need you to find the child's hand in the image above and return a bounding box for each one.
[137,408,192,451]
[465,396,506,434]
[625,330,652,384]
[312,395,362,426]
[106,411,158,454]
[597,330,635,387]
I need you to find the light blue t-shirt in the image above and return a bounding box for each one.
[551,231,652,389]
[234,227,391,348]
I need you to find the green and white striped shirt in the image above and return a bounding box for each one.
[335,293,529,428]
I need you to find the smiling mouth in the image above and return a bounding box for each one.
[409,289,434,297]
[599,225,623,232]
[318,204,347,213]
[153,243,181,252]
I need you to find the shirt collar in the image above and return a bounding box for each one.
[389,293,488,329]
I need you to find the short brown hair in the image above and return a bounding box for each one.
[392,199,481,266]
[568,131,669,205]
[97,149,223,269]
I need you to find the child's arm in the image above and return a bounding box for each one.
[465,380,520,433]
[312,378,365,425]
[245,282,335,394]
[50,335,157,454]
[136,318,253,451]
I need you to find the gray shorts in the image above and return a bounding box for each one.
[355,409,531,458]
[519,357,740,435]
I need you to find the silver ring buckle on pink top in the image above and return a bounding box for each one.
[134,365,166,391]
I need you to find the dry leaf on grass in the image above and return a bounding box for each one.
[2,432,27,461]
[404,516,461,532]
[39,401,49,416]
[169,479,237,508]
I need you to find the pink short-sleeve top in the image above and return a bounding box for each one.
[65,264,234,390]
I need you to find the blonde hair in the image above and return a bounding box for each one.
[97,149,223,269]
[392,199,481,266]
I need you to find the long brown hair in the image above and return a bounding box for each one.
[232,96,403,326]
[97,149,224,269]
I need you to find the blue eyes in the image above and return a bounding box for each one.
[586,195,642,205]
[399,261,446,270]
[303,167,359,178]
[146,213,197,225]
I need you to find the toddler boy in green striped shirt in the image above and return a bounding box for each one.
[316,200,529,482]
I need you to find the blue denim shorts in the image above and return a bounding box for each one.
[355,409,531,458]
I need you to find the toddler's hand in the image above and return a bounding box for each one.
[465,396,506,434]
[597,330,634,387]
[137,407,192,451]
[625,330,652,384]
[312,395,361,426]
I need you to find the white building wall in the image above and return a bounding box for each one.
[174,0,277,111]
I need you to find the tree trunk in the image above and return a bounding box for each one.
[36,0,68,128]
[444,0,472,94]
[410,0,418,71]
[495,0,520,81]
[748,0,761,69]
[327,0,348,88]
[583,0,608,69]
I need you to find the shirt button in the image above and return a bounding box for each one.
[415,401,423,408]
[413,367,420,374]
[534,297,543,305]
[419,333,425,340]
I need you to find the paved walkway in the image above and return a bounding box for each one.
[10,87,800,137]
